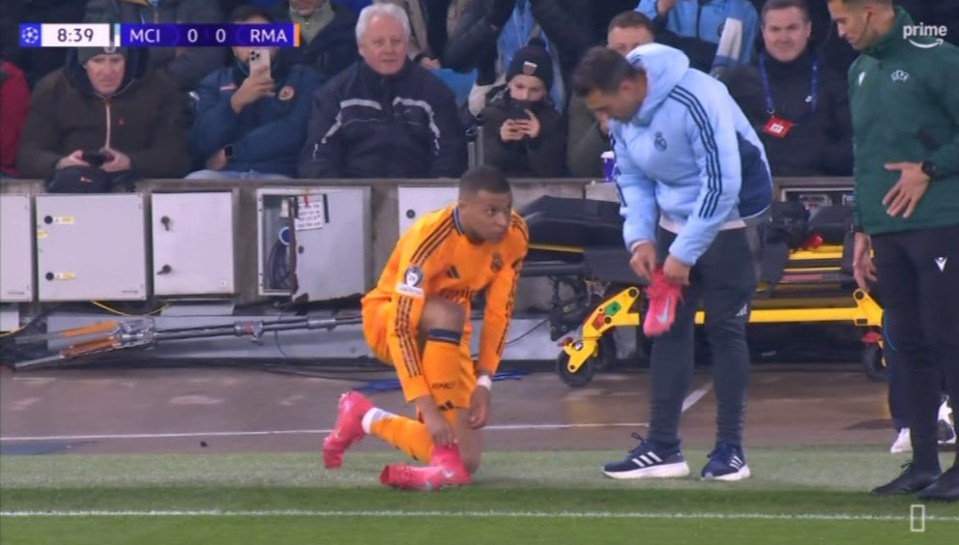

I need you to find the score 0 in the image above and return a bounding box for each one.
[182,25,229,47]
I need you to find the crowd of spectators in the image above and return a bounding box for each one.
[1,0,957,183]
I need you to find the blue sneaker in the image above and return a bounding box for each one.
[603,434,690,480]
[701,442,751,481]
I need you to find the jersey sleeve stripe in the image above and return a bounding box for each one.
[394,297,422,378]
[410,216,455,265]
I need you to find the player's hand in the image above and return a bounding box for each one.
[500,119,524,142]
[206,148,228,170]
[469,382,491,429]
[231,65,274,112]
[883,162,930,219]
[56,150,90,170]
[422,408,456,447]
[516,111,541,139]
[629,242,657,282]
[663,255,691,286]
[100,148,130,172]
[852,232,877,292]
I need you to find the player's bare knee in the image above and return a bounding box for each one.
[420,297,465,333]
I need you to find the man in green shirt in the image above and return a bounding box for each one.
[828,0,959,502]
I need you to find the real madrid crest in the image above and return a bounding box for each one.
[278,85,295,101]
[654,131,668,152]
[522,61,538,76]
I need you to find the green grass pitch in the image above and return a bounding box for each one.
[1,447,955,544]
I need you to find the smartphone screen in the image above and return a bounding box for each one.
[507,102,530,120]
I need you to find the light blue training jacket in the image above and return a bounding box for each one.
[611,43,772,266]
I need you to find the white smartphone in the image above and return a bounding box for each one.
[249,47,271,78]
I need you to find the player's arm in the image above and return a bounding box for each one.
[668,88,742,266]
[477,215,529,377]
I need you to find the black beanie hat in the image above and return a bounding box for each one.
[506,44,553,90]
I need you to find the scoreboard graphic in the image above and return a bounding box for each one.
[18,23,300,48]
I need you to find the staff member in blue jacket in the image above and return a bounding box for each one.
[572,43,772,482]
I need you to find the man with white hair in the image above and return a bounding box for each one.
[298,3,467,178]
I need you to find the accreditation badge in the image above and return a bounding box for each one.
[763,115,793,138]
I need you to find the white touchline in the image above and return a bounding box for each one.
[682,382,712,413]
[1,510,957,522]
[0,386,715,443]
[1,386,712,443]
[0,422,651,442]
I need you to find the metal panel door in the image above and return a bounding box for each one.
[152,192,235,296]
[36,194,147,301]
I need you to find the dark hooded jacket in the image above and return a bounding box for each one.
[190,56,323,176]
[481,88,565,177]
[16,48,190,179]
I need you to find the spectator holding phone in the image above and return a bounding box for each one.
[481,43,566,177]
[188,5,324,180]
[16,46,190,191]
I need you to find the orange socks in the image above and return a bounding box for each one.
[365,410,433,462]
[366,331,464,463]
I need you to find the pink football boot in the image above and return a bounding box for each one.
[380,444,471,491]
[642,268,683,337]
[322,390,373,469]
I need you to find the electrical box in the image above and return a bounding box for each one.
[36,194,147,301]
[397,185,458,234]
[256,187,371,301]
[0,194,34,302]
[151,192,235,297]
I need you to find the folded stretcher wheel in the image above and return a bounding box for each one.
[555,335,616,388]
[556,352,596,388]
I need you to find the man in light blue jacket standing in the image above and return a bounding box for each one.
[572,43,772,481]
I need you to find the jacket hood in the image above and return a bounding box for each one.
[65,46,148,98]
[626,43,690,126]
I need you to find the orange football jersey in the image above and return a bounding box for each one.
[362,205,529,393]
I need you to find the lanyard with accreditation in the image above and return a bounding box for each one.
[759,52,819,138]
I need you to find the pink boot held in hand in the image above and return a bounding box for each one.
[642,269,683,337]
[322,390,373,469]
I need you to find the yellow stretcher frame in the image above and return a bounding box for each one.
[544,243,886,384]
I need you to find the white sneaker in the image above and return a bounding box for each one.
[890,427,911,454]
[938,399,956,446]
[940,399,954,422]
